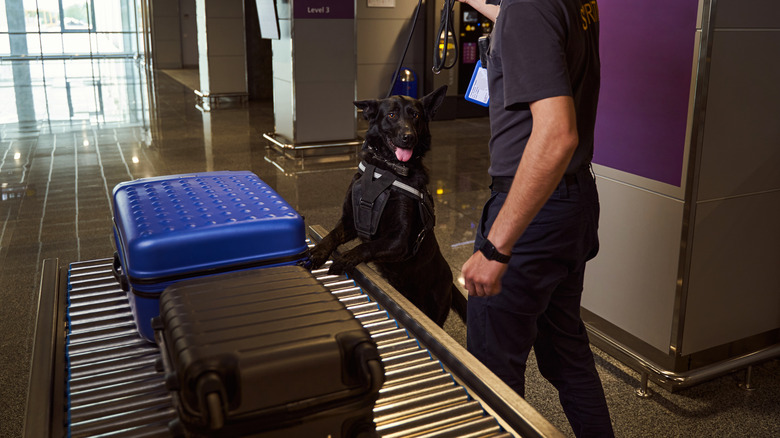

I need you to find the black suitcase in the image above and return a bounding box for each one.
[153,265,384,437]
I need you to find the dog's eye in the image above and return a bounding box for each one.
[411,112,420,120]
[387,112,397,119]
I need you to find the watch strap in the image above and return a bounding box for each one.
[479,239,511,263]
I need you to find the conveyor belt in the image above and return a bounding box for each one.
[62,258,510,437]
[25,229,563,437]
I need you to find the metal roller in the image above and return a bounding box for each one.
[339,294,372,307]
[68,364,161,393]
[69,353,158,379]
[68,326,140,345]
[416,418,511,438]
[67,309,135,328]
[68,342,158,368]
[377,338,424,356]
[68,372,168,407]
[66,333,149,356]
[70,404,176,437]
[376,375,458,404]
[66,278,119,293]
[67,302,133,318]
[377,400,486,437]
[355,309,393,325]
[384,360,447,383]
[329,285,365,298]
[362,319,400,334]
[380,349,433,368]
[69,391,171,423]
[68,293,127,308]
[371,328,411,344]
[373,385,469,422]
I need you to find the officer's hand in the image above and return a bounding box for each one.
[461,250,507,297]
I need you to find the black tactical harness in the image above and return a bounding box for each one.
[352,161,436,259]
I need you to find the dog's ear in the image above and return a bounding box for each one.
[354,99,379,121]
[421,85,448,120]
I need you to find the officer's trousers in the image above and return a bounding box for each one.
[467,167,615,438]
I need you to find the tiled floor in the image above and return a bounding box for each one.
[1,60,778,437]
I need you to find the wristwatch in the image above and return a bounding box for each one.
[478,239,511,264]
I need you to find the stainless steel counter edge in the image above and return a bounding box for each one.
[24,258,61,438]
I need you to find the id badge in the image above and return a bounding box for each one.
[465,60,489,107]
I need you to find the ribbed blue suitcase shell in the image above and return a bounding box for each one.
[112,171,307,342]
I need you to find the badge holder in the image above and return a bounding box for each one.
[464,60,489,107]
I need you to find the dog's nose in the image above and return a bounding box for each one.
[401,132,416,146]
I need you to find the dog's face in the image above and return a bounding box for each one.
[354,85,447,164]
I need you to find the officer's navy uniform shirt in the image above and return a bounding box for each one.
[486,0,601,177]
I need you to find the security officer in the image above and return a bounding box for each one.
[458,0,614,436]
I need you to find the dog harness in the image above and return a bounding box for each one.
[353,161,436,258]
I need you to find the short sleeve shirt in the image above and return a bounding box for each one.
[487,0,600,177]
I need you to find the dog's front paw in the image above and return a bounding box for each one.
[327,254,359,275]
[327,256,346,275]
[308,244,331,270]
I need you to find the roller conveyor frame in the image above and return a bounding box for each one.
[23,225,564,438]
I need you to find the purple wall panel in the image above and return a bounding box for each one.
[593,0,699,187]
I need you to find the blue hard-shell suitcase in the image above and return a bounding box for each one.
[111,171,308,342]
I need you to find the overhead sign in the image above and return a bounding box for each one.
[294,0,354,19]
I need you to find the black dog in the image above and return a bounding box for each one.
[309,85,465,326]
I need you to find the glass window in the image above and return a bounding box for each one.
[27,59,45,85]
[67,78,100,120]
[93,1,123,32]
[43,62,70,120]
[0,35,9,56]
[61,0,95,32]
[0,63,17,124]
[25,33,42,56]
[61,33,90,55]
[32,0,59,32]
[2,0,148,128]
[97,33,123,54]
[39,33,64,55]
[88,31,99,53]
[42,59,68,87]
[64,58,93,78]
[0,4,8,33]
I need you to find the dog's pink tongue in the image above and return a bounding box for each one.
[395,147,413,162]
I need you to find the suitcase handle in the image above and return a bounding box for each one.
[112,251,130,291]
[197,372,227,430]
[365,358,384,395]
[357,342,385,396]
[205,392,224,430]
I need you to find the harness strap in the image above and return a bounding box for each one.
[353,161,437,258]
[353,163,395,240]
[358,161,424,200]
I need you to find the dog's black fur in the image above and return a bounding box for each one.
[309,86,465,326]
